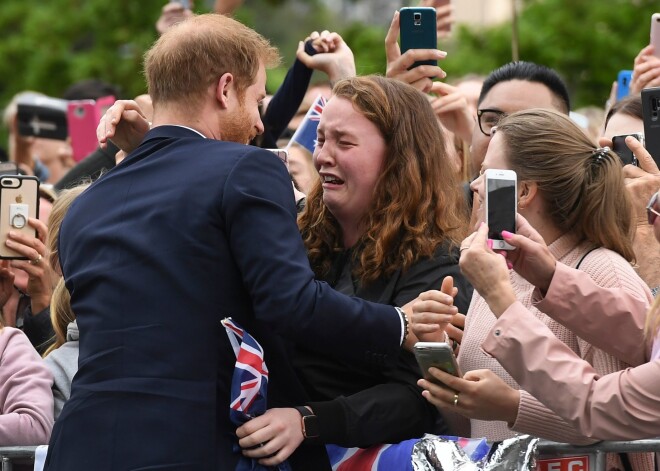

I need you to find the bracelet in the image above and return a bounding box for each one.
[395,307,409,345]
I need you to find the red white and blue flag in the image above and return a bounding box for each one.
[326,440,416,471]
[222,318,291,471]
[286,94,327,154]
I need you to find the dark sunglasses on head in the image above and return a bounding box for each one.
[647,191,660,225]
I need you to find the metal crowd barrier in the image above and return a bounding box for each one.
[0,446,37,471]
[1,440,660,471]
[537,439,660,471]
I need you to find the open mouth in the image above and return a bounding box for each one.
[322,175,344,185]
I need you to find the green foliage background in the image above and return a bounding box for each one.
[0,0,657,147]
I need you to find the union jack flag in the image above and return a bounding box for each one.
[286,94,327,154]
[222,318,292,471]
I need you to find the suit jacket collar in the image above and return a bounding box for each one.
[144,125,208,143]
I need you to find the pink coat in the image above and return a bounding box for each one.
[482,300,660,440]
[0,327,54,445]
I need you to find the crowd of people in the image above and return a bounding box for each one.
[1,1,659,470]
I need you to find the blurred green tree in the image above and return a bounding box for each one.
[442,0,659,108]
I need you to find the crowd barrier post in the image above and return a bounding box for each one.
[537,439,660,471]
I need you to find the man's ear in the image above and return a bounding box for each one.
[518,180,538,209]
[216,72,234,109]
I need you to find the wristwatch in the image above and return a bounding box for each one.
[294,406,319,441]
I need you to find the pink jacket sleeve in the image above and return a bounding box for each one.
[532,263,651,366]
[482,302,660,440]
[0,327,54,445]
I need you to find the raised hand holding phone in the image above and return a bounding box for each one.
[385,10,447,93]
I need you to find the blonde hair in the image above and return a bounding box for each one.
[298,76,468,284]
[496,109,635,262]
[43,279,73,356]
[144,14,280,111]
[43,184,89,357]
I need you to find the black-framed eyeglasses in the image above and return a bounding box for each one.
[647,191,660,225]
[477,109,507,137]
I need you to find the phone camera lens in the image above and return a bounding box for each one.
[414,12,421,20]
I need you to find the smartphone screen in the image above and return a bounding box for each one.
[485,169,516,249]
[399,7,437,68]
[612,133,643,166]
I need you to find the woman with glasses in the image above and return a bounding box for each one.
[413,109,654,470]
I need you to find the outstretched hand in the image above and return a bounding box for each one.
[418,367,520,424]
[296,31,356,83]
[409,276,458,343]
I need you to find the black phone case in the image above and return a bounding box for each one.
[641,87,660,167]
[399,7,437,69]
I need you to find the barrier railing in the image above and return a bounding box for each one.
[0,446,37,471]
[2,439,659,470]
[537,439,660,471]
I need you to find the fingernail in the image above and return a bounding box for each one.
[507,262,513,270]
[7,231,15,238]
[435,50,448,58]
[487,239,493,249]
[501,230,513,239]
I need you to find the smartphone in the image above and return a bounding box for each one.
[485,169,517,250]
[612,133,644,166]
[413,342,462,383]
[67,100,99,163]
[266,149,289,165]
[399,7,437,69]
[651,13,660,58]
[0,176,40,259]
[641,87,660,167]
[16,95,68,141]
[616,70,633,102]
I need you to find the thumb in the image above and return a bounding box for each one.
[440,276,454,301]
[629,136,660,174]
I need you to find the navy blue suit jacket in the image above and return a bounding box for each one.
[45,126,403,471]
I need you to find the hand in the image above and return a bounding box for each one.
[236,408,304,467]
[459,224,516,317]
[296,31,356,83]
[428,81,475,143]
[419,0,454,39]
[156,1,194,35]
[97,100,150,154]
[498,214,557,295]
[631,45,660,94]
[0,261,15,308]
[407,276,458,342]
[385,11,447,93]
[620,137,660,226]
[418,367,520,424]
[445,312,465,354]
[6,218,54,313]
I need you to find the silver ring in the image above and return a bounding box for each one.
[11,213,26,229]
[453,393,459,407]
[30,254,42,265]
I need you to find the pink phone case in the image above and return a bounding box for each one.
[67,96,115,163]
[67,100,99,163]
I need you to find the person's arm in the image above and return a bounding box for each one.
[482,303,660,440]
[222,148,403,362]
[0,328,54,445]
[533,262,650,366]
